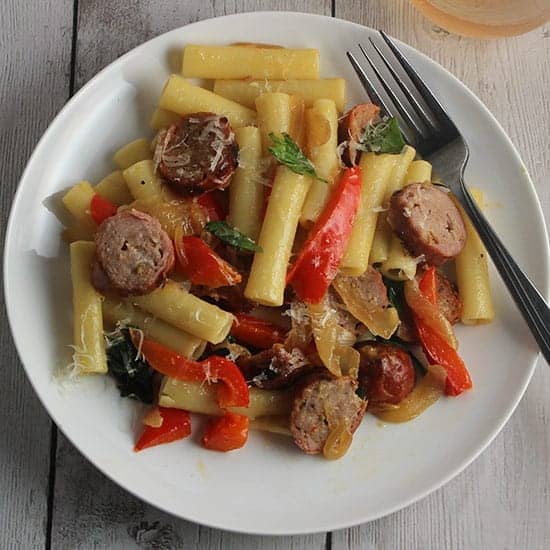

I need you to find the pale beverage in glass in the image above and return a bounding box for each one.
[411,0,550,37]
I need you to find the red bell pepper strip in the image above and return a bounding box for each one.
[286,166,362,304]
[175,235,242,288]
[90,194,118,225]
[202,411,249,452]
[196,191,225,221]
[136,336,249,408]
[419,266,438,302]
[134,407,191,452]
[415,267,472,396]
[231,313,286,349]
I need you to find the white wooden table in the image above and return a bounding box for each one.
[1,2,548,548]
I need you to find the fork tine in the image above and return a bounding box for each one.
[346,51,394,117]
[357,43,426,139]
[378,30,457,133]
[368,38,438,133]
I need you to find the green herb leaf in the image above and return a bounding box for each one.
[360,117,406,154]
[205,220,262,252]
[268,132,326,182]
[384,277,405,314]
[105,327,154,403]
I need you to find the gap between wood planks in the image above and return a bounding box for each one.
[45,2,79,549]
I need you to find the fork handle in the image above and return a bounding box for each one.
[458,178,550,365]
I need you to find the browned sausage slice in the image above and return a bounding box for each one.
[338,103,381,166]
[93,209,174,296]
[358,342,415,406]
[290,375,367,454]
[333,265,390,311]
[436,271,463,325]
[238,344,316,389]
[154,113,238,195]
[387,183,466,266]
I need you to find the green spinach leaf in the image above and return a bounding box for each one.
[105,327,154,403]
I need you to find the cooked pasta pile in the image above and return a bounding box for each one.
[59,43,494,459]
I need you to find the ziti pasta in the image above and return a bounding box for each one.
[56,41,491,460]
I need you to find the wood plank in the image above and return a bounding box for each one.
[0,0,73,548]
[51,1,330,548]
[333,2,550,549]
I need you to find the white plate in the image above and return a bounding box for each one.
[4,12,549,535]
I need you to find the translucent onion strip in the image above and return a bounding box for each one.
[404,279,458,350]
[323,419,353,460]
[308,296,357,377]
[373,365,446,423]
[332,273,400,340]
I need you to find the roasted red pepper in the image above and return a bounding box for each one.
[136,336,249,408]
[196,191,225,221]
[90,194,118,225]
[286,166,362,303]
[202,412,249,452]
[415,267,472,396]
[175,235,242,288]
[231,313,286,349]
[134,407,191,452]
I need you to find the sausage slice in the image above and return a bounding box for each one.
[333,265,390,311]
[154,112,238,195]
[238,344,316,390]
[338,103,381,166]
[290,375,367,454]
[387,183,466,266]
[358,343,415,406]
[93,209,174,296]
[436,271,463,325]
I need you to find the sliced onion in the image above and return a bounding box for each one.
[373,365,446,423]
[337,346,360,380]
[132,197,207,239]
[404,279,458,350]
[323,419,353,460]
[332,275,400,340]
[308,297,357,377]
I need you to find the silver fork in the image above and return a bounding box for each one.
[348,31,550,365]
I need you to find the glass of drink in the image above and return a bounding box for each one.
[411,0,550,37]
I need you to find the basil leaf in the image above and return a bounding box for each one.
[205,220,262,252]
[268,132,326,182]
[361,117,406,154]
[105,327,154,404]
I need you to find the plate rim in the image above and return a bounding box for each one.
[4,10,549,535]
